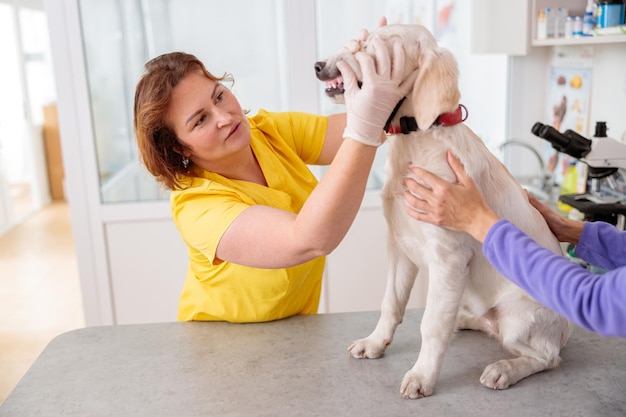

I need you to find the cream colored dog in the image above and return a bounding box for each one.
[314,24,572,399]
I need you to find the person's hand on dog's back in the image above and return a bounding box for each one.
[527,192,583,244]
[403,150,500,242]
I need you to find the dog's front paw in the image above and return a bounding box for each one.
[480,359,516,390]
[400,370,435,399]
[347,336,388,359]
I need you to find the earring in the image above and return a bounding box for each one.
[182,156,189,169]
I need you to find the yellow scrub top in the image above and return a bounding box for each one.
[171,110,328,322]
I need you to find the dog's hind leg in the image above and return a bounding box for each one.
[400,244,472,399]
[455,306,501,340]
[479,297,571,390]
[348,241,418,360]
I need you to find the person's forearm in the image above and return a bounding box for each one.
[560,218,584,244]
[550,214,584,244]
[484,220,626,337]
[467,211,500,243]
[528,194,583,244]
[294,138,376,255]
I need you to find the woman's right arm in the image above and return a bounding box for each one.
[216,40,417,269]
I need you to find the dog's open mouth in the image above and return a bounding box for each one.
[325,76,345,98]
[325,76,363,99]
[316,58,363,101]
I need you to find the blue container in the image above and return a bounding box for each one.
[596,1,625,28]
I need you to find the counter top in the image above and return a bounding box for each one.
[1,309,625,416]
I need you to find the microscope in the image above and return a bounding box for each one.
[532,121,626,229]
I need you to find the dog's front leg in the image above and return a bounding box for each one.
[400,246,471,399]
[348,241,417,359]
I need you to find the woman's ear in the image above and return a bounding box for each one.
[172,143,190,158]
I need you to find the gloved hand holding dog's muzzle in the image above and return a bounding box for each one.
[338,38,417,147]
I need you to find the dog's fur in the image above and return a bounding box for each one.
[315,24,572,399]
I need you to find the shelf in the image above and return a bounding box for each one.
[532,34,626,46]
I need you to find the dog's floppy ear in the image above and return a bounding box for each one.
[410,48,460,130]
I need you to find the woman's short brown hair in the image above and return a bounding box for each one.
[133,52,232,190]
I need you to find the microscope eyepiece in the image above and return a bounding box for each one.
[531,122,591,159]
[530,122,545,138]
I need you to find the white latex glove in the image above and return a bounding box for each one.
[341,18,387,53]
[341,28,369,54]
[338,38,417,147]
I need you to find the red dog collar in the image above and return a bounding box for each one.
[385,104,468,135]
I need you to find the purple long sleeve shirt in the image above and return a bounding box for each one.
[483,220,626,337]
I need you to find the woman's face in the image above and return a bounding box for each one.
[167,70,250,170]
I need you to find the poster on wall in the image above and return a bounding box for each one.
[384,0,436,28]
[543,46,593,202]
[435,0,456,39]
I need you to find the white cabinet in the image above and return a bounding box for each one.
[471,0,626,54]
[105,219,187,324]
[470,0,531,55]
[529,0,626,46]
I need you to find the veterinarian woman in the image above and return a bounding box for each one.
[404,150,626,337]
[133,36,417,322]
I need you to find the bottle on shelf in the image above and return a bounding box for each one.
[554,7,569,37]
[582,0,596,36]
[537,8,548,39]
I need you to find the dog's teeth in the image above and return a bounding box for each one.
[325,76,344,90]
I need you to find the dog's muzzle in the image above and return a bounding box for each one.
[315,60,363,99]
[315,61,345,98]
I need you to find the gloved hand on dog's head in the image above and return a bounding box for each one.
[340,17,388,56]
[340,28,369,54]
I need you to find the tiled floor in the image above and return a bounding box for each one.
[0,201,84,404]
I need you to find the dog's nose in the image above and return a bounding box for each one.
[314,61,326,75]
